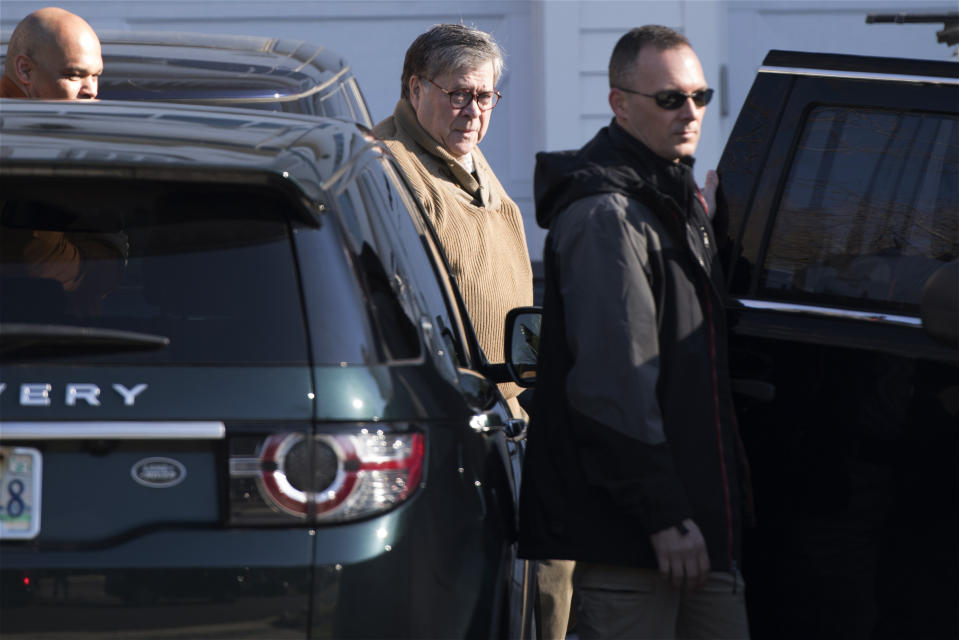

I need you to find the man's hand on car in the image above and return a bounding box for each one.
[650,518,710,590]
[702,169,719,219]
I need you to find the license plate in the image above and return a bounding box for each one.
[0,447,42,539]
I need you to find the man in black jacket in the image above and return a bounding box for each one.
[518,25,751,639]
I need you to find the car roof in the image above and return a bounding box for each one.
[0,30,373,127]
[761,49,959,82]
[0,99,381,213]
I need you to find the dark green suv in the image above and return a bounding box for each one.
[0,99,532,639]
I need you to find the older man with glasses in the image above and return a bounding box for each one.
[373,24,532,417]
[518,25,752,639]
[373,26,578,639]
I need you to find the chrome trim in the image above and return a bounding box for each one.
[229,457,261,477]
[758,66,959,86]
[0,422,226,440]
[131,457,187,488]
[737,299,921,327]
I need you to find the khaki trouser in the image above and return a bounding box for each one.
[573,563,749,640]
[536,559,576,640]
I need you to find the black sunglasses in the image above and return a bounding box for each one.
[615,87,714,110]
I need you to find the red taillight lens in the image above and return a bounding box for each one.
[229,427,424,525]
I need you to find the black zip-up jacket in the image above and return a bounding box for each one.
[518,120,751,572]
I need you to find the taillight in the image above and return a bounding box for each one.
[229,426,424,525]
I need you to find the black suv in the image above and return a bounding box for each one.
[0,100,531,639]
[0,30,373,126]
[716,51,958,639]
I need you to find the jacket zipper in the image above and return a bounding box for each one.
[701,277,735,572]
[669,194,737,575]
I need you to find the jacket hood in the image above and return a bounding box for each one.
[534,148,648,230]
[534,121,702,231]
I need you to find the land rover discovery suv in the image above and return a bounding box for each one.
[0,99,531,639]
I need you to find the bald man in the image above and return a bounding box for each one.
[1,6,102,99]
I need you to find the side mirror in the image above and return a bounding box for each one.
[457,367,499,412]
[504,306,542,387]
[920,260,959,347]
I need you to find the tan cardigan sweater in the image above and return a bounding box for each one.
[373,100,533,405]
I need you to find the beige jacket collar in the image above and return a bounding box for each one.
[394,99,493,208]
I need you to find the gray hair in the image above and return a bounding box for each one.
[400,23,504,100]
[608,25,691,89]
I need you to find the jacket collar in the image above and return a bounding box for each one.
[393,99,493,207]
[608,119,697,215]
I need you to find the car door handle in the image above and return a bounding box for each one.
[732,378,776,401]
[470,413,528,441]
[504,418,527,441]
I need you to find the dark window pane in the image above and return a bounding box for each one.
[292,224,381,365]
[0,178,336,364]
[761,107,958,313]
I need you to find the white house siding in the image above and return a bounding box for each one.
[724,1,958,166]
[530,0,725,255]
[534,1,725,175]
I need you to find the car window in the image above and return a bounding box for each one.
[333,178,422,363]
[759,106,958,314]
[375,158,469,375]
[0,177,374,364]
[311,77,370,126]
[329,155,464,382]
[230,75,365,123]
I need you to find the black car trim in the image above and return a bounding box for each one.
[760,49,959,79]
[758,66,959,86]
[0,422,226,440]
[0,165,325,226]
[737,298,920,327]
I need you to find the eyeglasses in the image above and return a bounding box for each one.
[614,86,714,110]
[426,78,501,110]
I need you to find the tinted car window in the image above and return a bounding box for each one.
[0,177,376,364]
[324,153,467,379]
[760,107,959,313]
[368,158,468,376]
[333,180,422,362]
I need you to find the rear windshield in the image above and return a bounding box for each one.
[1,177,356,364]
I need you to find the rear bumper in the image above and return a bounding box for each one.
[1,528,316,638]
[1,496,507,639]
